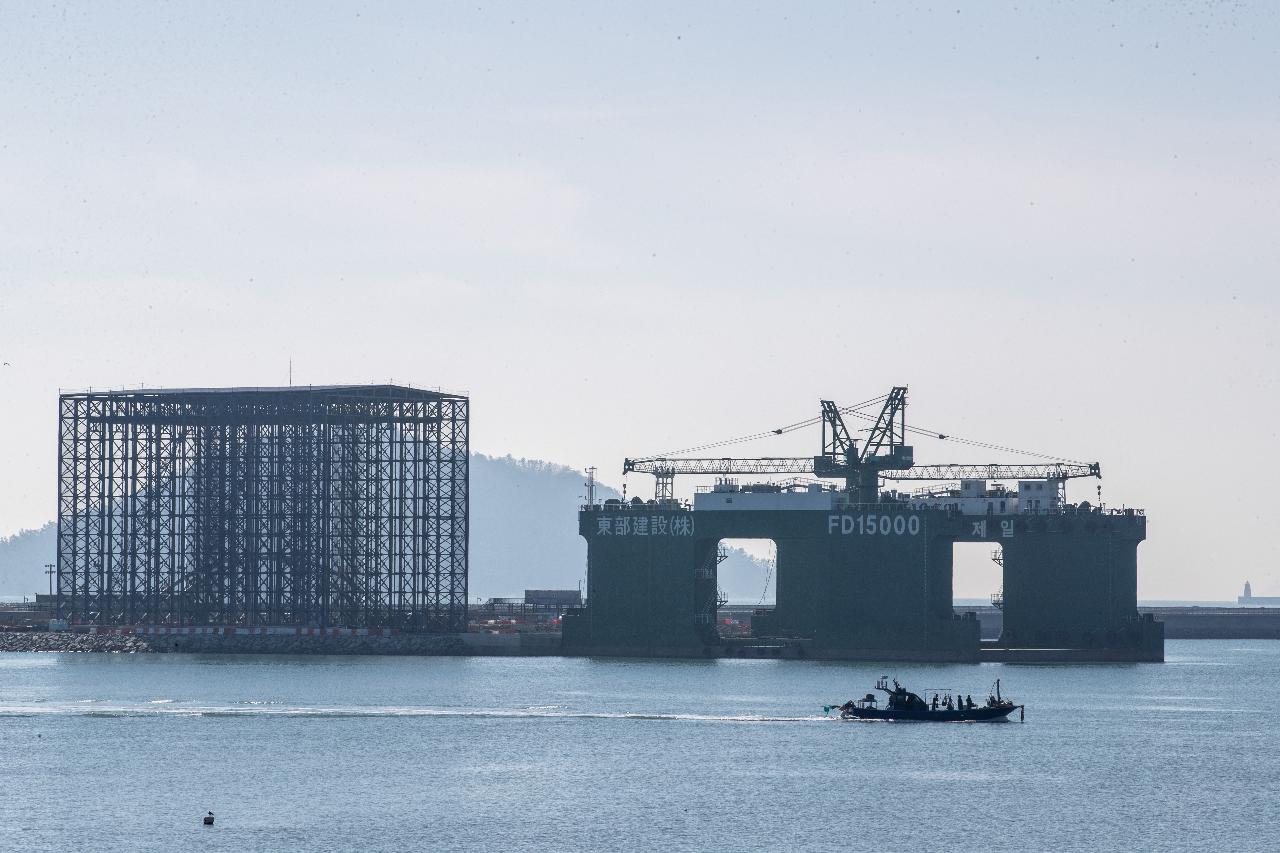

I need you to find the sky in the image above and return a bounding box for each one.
[1,1,1277,599]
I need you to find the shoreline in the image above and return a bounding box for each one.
[1,630,1232,661]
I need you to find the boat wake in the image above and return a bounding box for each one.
[0,703,832,723]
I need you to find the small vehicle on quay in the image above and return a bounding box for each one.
[825,676,1024,722]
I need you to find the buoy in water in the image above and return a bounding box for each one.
[203,812,215,826]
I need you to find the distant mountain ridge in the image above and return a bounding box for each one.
[0,453,772,602]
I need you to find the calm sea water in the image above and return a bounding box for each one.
[1,641,1276,852]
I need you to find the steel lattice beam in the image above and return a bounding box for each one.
[624,457,818,475]
[624,456,1099,481]
[882,463,1099,481]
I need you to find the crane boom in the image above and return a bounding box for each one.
[883,462,1100,481]
[857,386,909,462]
[624,457,1099,481]
[820,400,854,462]
[624,457,816,475]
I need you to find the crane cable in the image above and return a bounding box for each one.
[643,394,1084,465]
[644,394,888,458]
[839,408,1086,464]
[758,542,776,606]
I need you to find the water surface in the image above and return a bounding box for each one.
[1,641,1275,851]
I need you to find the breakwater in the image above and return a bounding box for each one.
[0,631,151,653]
[0,631,469,655]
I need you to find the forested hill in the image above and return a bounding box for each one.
[469,453,605,598]
[0,521,56,598]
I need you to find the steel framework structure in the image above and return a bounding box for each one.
[624,457,1097,481]
[56,385,468,631]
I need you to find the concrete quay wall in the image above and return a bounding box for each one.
[955,606,1280,641]
[1142,607,1280,639]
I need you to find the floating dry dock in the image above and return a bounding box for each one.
[566,495,1159,662]
[564,388,1163,662]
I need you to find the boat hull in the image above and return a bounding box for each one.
[841,705,1017,722]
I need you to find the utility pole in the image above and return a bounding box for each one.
[44,563,55,597]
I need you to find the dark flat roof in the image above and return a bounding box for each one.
[60,384,467,402]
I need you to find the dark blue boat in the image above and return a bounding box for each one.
[826,676,1023,722]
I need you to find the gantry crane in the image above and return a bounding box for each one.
[623,386,1101,502]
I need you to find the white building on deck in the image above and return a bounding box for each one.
[908,478,1065,515]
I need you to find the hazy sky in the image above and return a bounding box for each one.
[2,2,1277,598]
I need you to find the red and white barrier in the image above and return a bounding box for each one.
[86,625,398,637]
